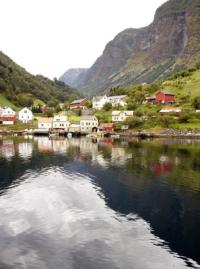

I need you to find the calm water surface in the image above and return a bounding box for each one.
[0,136,200,269]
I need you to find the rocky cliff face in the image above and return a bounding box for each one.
[59,68,88,87]
[61,0,200,96]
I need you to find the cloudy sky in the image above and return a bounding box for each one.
[0,0,166,79]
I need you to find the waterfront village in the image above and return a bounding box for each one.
[0,90,200,137]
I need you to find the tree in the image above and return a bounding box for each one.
[103,102,112,111]
[17,93,34,107]
[47,99,59,108]
[85,100,92,109]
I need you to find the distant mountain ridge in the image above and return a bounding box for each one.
[59,68,88,87]
[60,0,200,97]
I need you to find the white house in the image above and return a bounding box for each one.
[80,115,98,133]
[0,107,16,125]
[92,95,109,110]
[112,111,134,122]
[1,107,15,116]
[38,117,53,130]
[108,95,127,107]
[18,107,33,123]
[92,95,128,110]
[53,115,70,130]
[160,107,181,116]
[68,122,81,133]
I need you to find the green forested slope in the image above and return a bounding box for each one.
[0,51,79,108]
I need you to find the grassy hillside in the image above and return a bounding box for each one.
[0,94,18,110]
[163,69,200,97]
[0,51,79,108]
[107,66,200,129]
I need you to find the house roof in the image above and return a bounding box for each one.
[99,123,114,128]
[93,96,103,102]
[160,107,181,113]
[145,96,156,100]
[53,115,68,122]
[19,107,32,113]
[112,111,133,116]
[157,91,175,96]
[38,117,53,123]
[108,95,127,100]
[80,115,98,121]
[70,98,87,105]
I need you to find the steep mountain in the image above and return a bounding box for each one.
[59,68,88,87]
[0,51,79,107]
[64,0,200,96]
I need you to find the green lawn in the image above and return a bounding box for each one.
[95,110,112,123]
[171,122,200,129]
[67,111,80,122]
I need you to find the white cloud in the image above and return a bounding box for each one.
[0,0,166,79]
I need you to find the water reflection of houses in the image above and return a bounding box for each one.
[52,139,69,154]
[34,137,53,153]
[18,142,33,160]
[68,138,108,168]
[111,147,132,166]
[154,155,173,176]
[0,140,16,160]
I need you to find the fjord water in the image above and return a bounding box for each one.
[0,137,200,269]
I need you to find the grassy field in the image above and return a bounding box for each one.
[0,94,19,110]
[0,120,37,131]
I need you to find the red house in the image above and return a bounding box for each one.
[0,115,16,125]
[99,123,114,132]
[69,98,87,110]
[156,91,175,104]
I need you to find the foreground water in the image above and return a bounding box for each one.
[0,136,200,269]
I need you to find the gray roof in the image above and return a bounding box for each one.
[108,95,127,100]
[92,96,104,102]
[159,91,175,96]
[80,115,98,121]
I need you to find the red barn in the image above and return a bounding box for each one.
[156,91,175,104]
[69,98,87,110]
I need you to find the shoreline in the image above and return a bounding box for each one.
[1,128,200,139]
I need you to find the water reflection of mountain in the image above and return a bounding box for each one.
[0,137,200,265]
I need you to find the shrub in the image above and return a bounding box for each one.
[159,115,175,128]
[192,96,200,109]
[124,116,143,129]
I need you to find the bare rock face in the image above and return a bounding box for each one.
[59,68,88,87]
[61,0,200,96]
